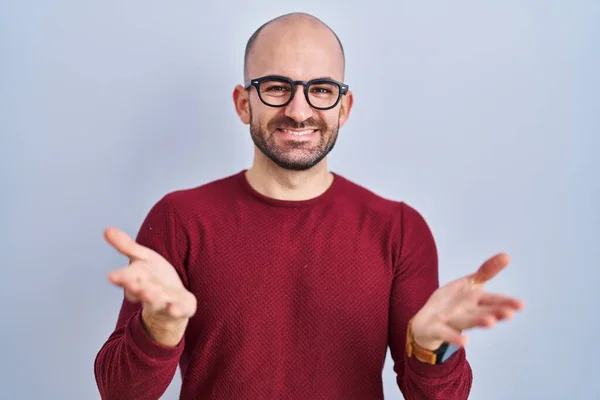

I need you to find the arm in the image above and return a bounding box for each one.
[388,203,473,400]
[93,302,185,400]
[94,195,191,400]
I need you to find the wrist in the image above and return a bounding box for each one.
[412,333,444,351]
[410,314,444,351]
[414,337,444,351]
[141,308,188,347]
[406,317,444,365]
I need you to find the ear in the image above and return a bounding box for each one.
[233,85,251,124]
[338,90,354,128]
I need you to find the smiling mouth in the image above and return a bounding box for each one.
[277,128,318,137]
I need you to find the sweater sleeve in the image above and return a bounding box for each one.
[388,203,473,400]
[94,194,190,400]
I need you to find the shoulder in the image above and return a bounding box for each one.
[147,170,244,222]
[332,172,435,240]
[333,173,424,218]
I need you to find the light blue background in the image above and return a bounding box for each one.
[1,1,598,399]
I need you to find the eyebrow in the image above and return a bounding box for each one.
[259,73,338,81]
[291,76,339,82]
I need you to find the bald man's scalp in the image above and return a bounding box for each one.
[243,12,345,80]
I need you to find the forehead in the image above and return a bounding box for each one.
[248,24,344,81]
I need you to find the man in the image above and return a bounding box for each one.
[94,12,524,400]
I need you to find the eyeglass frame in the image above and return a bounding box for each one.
[244,75,349,111]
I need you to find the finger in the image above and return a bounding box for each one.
[479,292,525,310]
[454,309,497,329]
[450,305,518,331]
[107,266,132,287]
[166,303,184,318]
[104,227,151,261]
[489,306,517,321]
[108,268,142,303]
[123,275,195,319]
[108,265,160,304]
[125,289,141,303]
[165,289,197,319]
[473,306,514,323]
[469,252,511,286]
[108,265,146,287]
[444,301,493,330]
[140,287,172,313]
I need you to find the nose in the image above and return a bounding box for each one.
[284,86,314,123]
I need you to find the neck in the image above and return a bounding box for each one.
[245,153,334,201]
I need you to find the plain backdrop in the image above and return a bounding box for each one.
[1,1,598,399]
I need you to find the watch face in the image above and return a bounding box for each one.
[439,344,460,363]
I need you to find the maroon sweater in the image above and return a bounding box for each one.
[94,170,472,399]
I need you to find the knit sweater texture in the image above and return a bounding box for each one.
[94,170,472,399]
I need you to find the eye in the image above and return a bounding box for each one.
[312,87,332,94]
[260,80,292,95]
[265,85,290,92]
[309,83,338,97]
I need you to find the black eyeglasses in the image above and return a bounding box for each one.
[244,75,349,110]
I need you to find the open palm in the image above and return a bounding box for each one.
[104,227,196,320]
[411,253,525,349]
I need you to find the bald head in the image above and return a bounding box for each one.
[243,13,345,81]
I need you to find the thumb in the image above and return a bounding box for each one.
[104,227,150,261]
[469,252,511,286]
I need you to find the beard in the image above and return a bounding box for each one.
[249,106,340,171]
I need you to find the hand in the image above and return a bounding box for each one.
[104,227,197,346]
[411,252,524,350]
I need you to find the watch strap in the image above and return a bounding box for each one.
[406,318,439,365]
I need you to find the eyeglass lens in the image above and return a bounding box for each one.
[258,78,340,108]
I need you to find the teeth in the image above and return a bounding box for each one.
[282,129,315,136]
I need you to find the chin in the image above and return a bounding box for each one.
[269,153,325,171]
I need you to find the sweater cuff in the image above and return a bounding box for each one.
[406,347,466,379]
[126,311,185,361]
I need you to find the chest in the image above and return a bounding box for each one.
[185,208,396,330]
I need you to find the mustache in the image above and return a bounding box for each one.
[267,116,328,131]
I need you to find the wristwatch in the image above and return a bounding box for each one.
[405,318,460,365]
